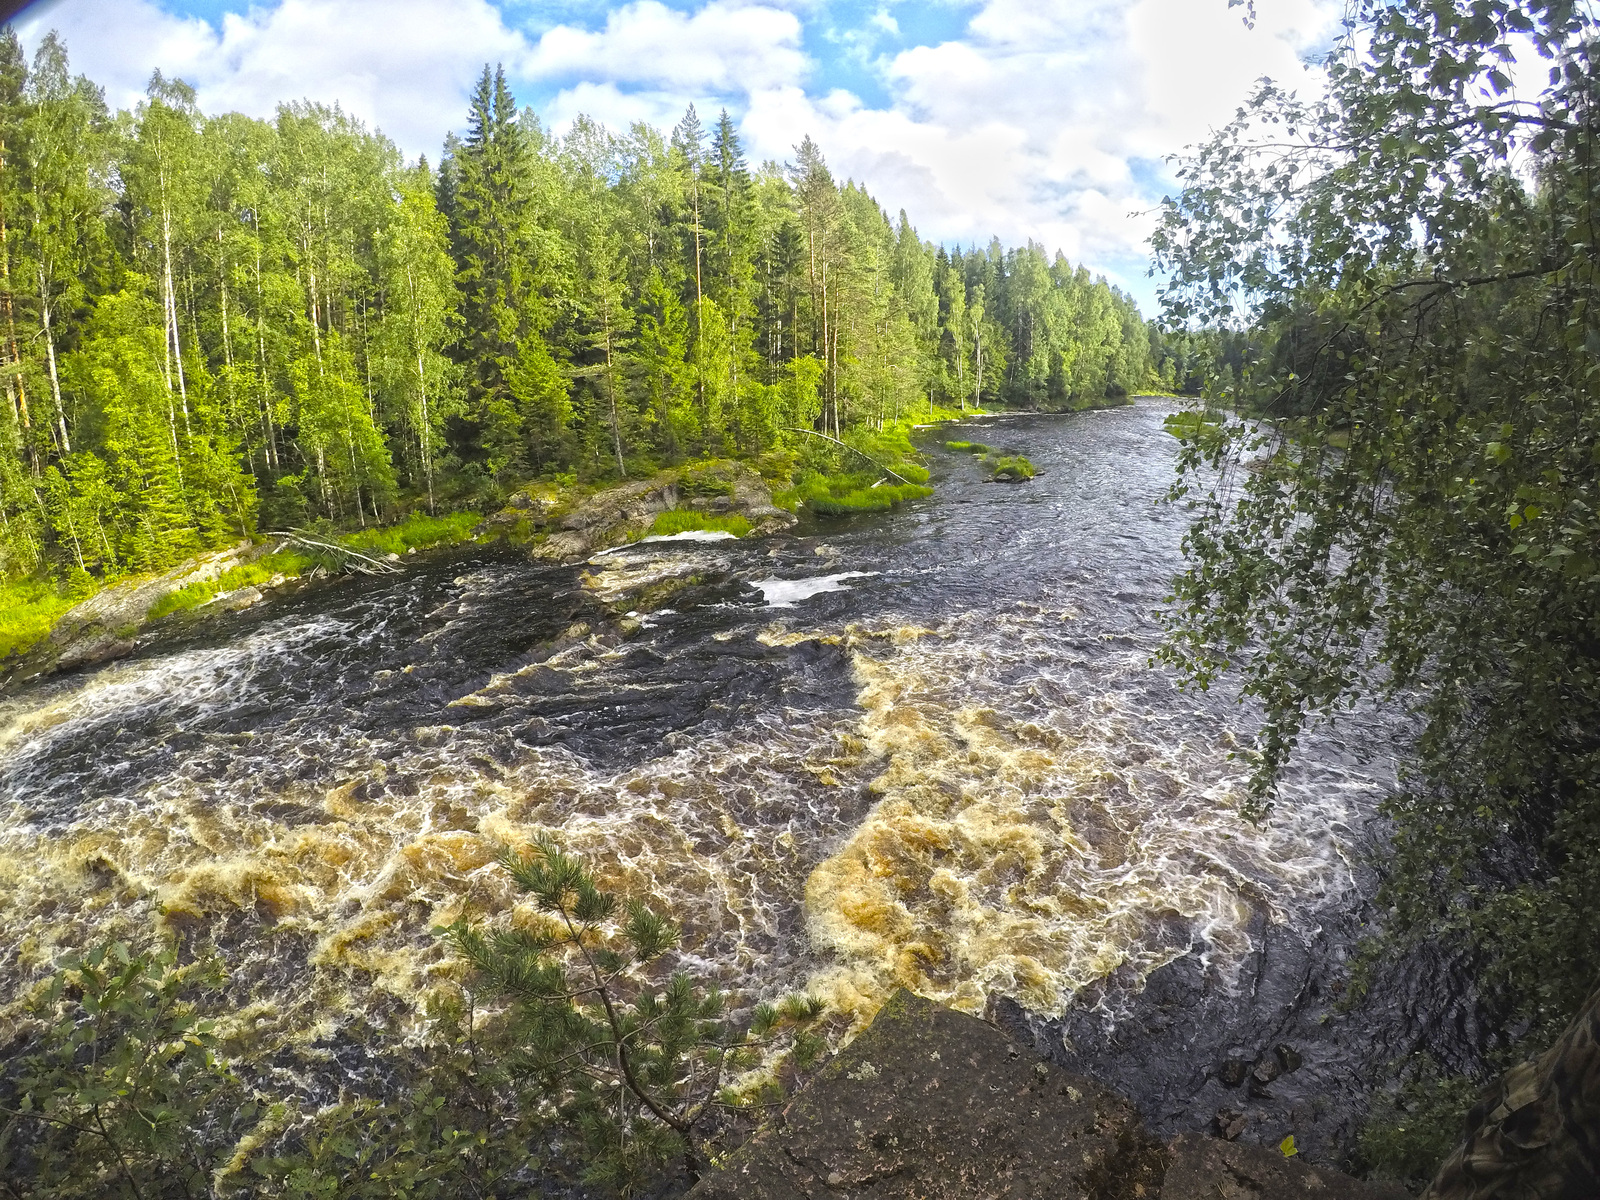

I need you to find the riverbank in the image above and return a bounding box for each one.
[0,404,1007,685]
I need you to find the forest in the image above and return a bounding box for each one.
[0,32,1158,599]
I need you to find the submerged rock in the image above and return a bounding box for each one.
[687,988,1166,1199]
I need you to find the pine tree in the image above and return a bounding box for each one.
[444,837,826,1195]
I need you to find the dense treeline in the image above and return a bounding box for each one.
[0,35,1155,591]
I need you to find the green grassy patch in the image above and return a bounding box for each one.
[0,577,77,661]
[648,509,751,538]
[945,441,991,454]
[794,470,934,515]
[988,455,1037,481]
[145,550,318,623]
[340,510,480,556]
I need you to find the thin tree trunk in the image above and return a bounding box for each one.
[603,298,626,477]
[160,188,191,438]
[37,271,68,454]
[407,267,436,514]
[0,140,29,440]
[253,236,277,470]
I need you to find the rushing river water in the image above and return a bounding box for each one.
[1,400,1429,1156]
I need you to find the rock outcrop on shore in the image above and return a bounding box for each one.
[1423,977,1600,1200]
[3,540,271,686]
[488,463,796,563]
[688,990,1409,1200]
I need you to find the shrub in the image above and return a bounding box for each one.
[1355,1061,1480,1189]
[0,943,247,1198]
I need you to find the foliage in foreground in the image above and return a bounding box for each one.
[1356,1061,1481,1190]
[0,944,246,1199]
[1153,0,1600,1070]
[0,944,538,1199]
[445,837,826,1193]
[0,843,828,1198]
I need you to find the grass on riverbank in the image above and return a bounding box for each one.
[0,509,484,663]
[648,509,752,538]
[147,511,482,623]
[0,577,79,660]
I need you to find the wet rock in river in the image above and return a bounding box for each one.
[1213,1109,1247,1141]
[524,463,796,563]
[1218,1057,1250,1087]
[1275,1043,1303,1073]
[1252,1053,1283,1084]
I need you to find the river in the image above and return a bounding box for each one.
[0,399,1438,1159]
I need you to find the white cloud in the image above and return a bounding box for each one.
[18,0,528,155]
[15,0,1346,305]
[524,0,806,94]
[737,0,1341,301]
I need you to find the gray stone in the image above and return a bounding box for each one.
[686,989,1166,1200]
[1160,1132,1409,1200]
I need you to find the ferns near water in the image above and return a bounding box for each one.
[443,837,826,1194]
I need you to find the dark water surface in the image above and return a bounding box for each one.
[0,401,1468,1162]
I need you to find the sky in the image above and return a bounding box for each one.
[14,0,1344,312]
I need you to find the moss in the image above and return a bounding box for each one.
[988,455,1037,481]
[648,509,751,538]
[944,441,991,454]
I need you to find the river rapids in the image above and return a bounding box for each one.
[0,401,1419,1150]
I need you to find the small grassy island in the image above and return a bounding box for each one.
[945,439,1036,482]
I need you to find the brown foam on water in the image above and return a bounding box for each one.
[0,632,873,1054]
[0,596,1373,1064]
[801,612,1359,1027]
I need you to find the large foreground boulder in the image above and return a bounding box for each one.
[1424,979,1600,1200]
[689,990,1421,1200]
[687,988,1166,1199]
